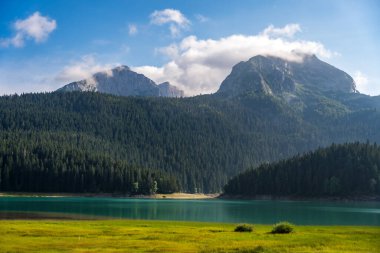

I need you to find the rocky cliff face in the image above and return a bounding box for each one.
[217,54,357,97]
[158,82,184,97]
[58,66,184,97]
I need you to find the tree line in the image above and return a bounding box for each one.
[0,131,179,194]
[224,142,380,197]
[1,92,380,193]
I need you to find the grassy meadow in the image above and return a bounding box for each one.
[0,219,379,252]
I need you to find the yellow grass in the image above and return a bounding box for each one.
[0,219,379,252]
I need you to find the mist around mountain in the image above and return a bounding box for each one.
[1,54,380,194]
[57,65,184,97]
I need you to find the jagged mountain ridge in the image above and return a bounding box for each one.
[158,81,184,97]
[58,54,357,100]
[217,54,357,97]
[58,65,184,97]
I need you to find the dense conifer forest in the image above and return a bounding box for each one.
[0,131,179,194]
[224,142,380,197]
[1,91,380,193]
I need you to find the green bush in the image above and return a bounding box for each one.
[271,222,294,234]
[234,224,253,232]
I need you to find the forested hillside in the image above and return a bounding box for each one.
[223,142,380,197]
[0,92,312,193]
[0,90,380,193]
[1,55,380,194]
[0,131,179,194]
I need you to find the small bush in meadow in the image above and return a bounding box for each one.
[271,222,294,234]
[234,224,253,232]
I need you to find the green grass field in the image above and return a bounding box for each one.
[0,219,379,252]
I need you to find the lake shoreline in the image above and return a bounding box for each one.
[2,192,380,202]
[0,192,219,199]
[219,194,380,202]
[0,211,104,220]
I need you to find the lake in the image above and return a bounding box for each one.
[0,197,379,225]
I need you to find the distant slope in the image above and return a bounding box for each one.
[57,65,183,97]
[158,82,184,97]
[224,142,380,198]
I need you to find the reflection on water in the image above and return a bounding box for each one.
[0,197,379,225]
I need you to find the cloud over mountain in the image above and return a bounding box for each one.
[261,23,301,38]
[55,55,117,83]
[353,71,375,94]
[132,24,334,96]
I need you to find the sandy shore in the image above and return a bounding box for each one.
[0,192,219,199]
[153,193,219,199]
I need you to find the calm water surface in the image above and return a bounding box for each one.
[0,197,379,225]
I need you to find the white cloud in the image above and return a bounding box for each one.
[132,24,334,96]
[353,71,369,86]
[150,9,190,37]
[353,71,369,93]
[150,9,190,26]
[55,55,117,83]
[155,43,179,59]
[262,23,301,38]
[128,24,138,35]
[1,12,56,48]
[0,55,119,95]
[352,71,380,96]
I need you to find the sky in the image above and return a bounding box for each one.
[0,0,379,96]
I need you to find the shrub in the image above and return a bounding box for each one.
[234,224,253,232]
[271,222,294,234]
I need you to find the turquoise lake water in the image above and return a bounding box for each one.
[1,197,379,225]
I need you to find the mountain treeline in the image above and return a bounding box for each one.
[1,91,380,193]
[224,142,380,197]
[0,92,317,193]
[0,131,179,194]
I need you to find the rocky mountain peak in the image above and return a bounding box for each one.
[158,82,184,97]
[57,66,184,98]
[114,65,130,71]
[217,54,357,97]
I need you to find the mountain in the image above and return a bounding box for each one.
[158,82,184,97]
[58,65,184,97]
[217,54,378,119]
[223,142,380,198]
[1,54,380,194]
[217,54,357,97]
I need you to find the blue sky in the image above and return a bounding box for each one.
[0,0,379,95]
